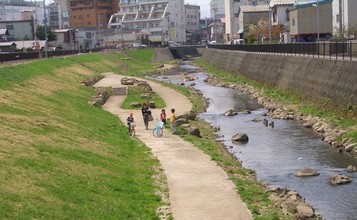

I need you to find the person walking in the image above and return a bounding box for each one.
[170,108,177,134]
[141,103,151,130]
[160,109,167,127]
[127,112,135,136]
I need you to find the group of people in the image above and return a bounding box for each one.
[127,102,177,135]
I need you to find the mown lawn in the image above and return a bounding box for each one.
[0,53,162,219]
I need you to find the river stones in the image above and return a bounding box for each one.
[224,109,238,116]
[232,133,249,143]
[293,167,319,177]
[347,165,357,172]
[329,174,351,185]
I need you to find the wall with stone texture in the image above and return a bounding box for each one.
[202,48,357,107]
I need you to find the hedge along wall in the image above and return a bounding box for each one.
[202,48,357,109]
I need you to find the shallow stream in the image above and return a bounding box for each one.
[156,64,357,219]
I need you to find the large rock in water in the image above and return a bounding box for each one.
[232,133,249,143]
[329,174,351,185]
[293,167,319,177]
[347,165,357,172]
[224,109,238,116]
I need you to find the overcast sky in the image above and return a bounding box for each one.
[184,0,211,18]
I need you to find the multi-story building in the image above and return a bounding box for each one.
[225,0,268,42]
[108,0,186,45]
[332,0,357,38]
[68,0,119,29]
[0,19,35,41]
[0,0,46,27]
[185,4,200,44]
[289,0,332,42]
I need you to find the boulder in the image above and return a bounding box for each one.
[174,118,188,126]
[188,127,201,137]
[224,109,238,116]
[186,111,197,120]
[329,174,351,185]
[141,93,150,99]
[296,204,315,220]
[293,167,319,177]
[347,165,357,172]
[232,133,249,143]
[121,77,135,85]
[130,102,142,108]
[148,101,156,108]
[144,85,153,93]
[252,117,261,122]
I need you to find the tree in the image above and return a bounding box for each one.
[247,17,284,43]
[35,25,57,41]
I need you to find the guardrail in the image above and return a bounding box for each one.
[207,41,355,61]
[0,48,103,63]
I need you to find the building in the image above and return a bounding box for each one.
[0,0,46,28]
[269,0,312,43]
[68,0,119,29]
[52,29,75,49]
[289,0,332,42]
[0,28,10,41]
[185,4,200,44]
[238,4,269,38]
[210,0,225,19]
[0,19,35,41]
[225,0,269,43]
[332,0,357,38]
[108,0,186,46]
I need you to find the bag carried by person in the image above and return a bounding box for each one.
[148,114,153,121]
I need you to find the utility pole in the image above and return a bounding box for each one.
[213,5,217,42]
[269,1,272,44]
[316,0,319,41]
[43,0,48,58]
[339,0,343,38]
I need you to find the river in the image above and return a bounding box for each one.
[155,63,357,219]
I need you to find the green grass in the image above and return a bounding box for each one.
[125,48,156,63]
[121,86,166,109]
[0,54,164,219]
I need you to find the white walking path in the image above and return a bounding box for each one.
[94,73,252,220]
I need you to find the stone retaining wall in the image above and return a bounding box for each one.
[202,49,357,108]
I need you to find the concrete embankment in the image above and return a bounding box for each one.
[202,48,357,108]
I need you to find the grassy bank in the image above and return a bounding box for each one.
[193,58,357,143]
[0,53,164,219]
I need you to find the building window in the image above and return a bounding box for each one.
[86,32,92,38]
[233,0,240,2]
[292,19,296,27]
[87,22,91,25]
[286,8,290,21]
[336,14,339,23]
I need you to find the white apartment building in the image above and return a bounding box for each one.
[108,0,186,45]
[49,0,69,29]
[332,0,357,38]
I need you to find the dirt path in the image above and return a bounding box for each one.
[94,73,252,220]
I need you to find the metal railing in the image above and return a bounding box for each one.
[208,41,355,61]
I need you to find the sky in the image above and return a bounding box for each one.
[185,0,211,18]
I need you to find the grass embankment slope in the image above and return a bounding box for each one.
[0,52,164,219]
[193,59,357,143]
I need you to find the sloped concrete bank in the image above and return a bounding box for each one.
[201,49,357,154]
[202,48,357,108]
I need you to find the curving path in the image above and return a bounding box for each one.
[94,72,252,220]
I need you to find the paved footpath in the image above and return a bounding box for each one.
[94,72,252,220]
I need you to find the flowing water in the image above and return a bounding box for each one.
[155,65,357,220]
